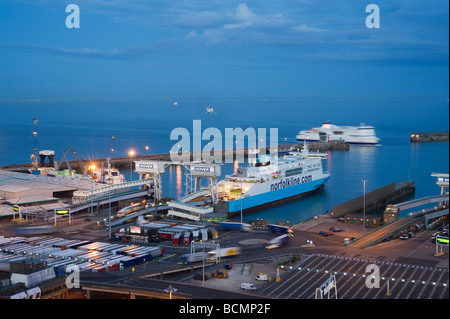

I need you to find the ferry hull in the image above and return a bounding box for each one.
[227,175,330,215]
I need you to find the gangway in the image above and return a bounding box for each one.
[352,216,423,249]
[72,178,154,204]
[177,189,211,203]
[390,194,448,211]
[352,204,448,249]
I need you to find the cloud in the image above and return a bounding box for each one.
[5,0,448,67]
[292,24,329,32]
[3,43,153,60]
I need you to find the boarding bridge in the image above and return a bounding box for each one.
[432,172,449,195]
[166,163,221,221]
[183,163,221,205]
[168,189,214,221]
[134,161,173,202]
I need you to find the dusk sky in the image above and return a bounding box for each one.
[0,0,448,102]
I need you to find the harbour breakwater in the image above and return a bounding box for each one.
[410,132,449,142]
[0,141,349,173]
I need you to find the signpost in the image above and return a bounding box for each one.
[315,275,338,299]
[434,235,448,257]
[55,208,71,225]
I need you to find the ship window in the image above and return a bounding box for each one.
[286,167,303,177]
[333,131,343,135]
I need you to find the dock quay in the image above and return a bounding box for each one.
[331,181,416,219]
[410,132,449,142]
[0,141,348,173]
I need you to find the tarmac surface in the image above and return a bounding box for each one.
[1,208,448,299]
[175,212,448,298]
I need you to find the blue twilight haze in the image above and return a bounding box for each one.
[0,0,448,101]
[0,1,448,224]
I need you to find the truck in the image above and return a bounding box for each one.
[218,222,252,232]
[14,226,56,236]
[266,234,290,249]
[180,252,208,264]
[267,224,292,234]
[147,246,164,258]
[208,247,241,258]
[172,233,182,246]
[183,232,191,245]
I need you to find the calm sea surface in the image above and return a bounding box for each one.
[0,97,448,223]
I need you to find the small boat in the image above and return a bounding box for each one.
[206,105,214,113]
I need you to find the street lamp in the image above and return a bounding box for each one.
[164,285,177,299]
[88,164,96,216]
[200,239,205,286]
[128,149,135,181]
[362,179,367,235]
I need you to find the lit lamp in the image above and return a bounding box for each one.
[88,164,97,216]
[128,149,135,181]
[88,164,97,175]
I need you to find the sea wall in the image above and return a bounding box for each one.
[410,132,449,142]
[331,181,415,218]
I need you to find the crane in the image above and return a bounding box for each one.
[54,145,73,171]
[73,148,88,175]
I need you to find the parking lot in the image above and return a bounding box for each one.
[258,254,449,299]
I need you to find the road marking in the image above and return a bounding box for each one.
[274,257,335,298]
[334,262,369,299]
[427,271,447,299]
[404,269,429,299]
[286,270,327,299]
[437,280,449,299]
[394,267,419,299]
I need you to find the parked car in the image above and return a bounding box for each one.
[407,232,415,238]
[400,234,409,240]
[319,231,329,236]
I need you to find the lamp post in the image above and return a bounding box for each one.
[201,239,205,286]
[240,180,243,224]
[164,285,177,299]
[108,188,111,240]
[362,179,367,235]
[88,164,97,216]
[128,149,135,182]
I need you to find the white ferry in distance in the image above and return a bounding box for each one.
[218,143,330,215]
[296,121,380,145]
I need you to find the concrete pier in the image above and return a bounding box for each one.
[410,132,449,142]
[331,181,415,218]
[0,141,348,173]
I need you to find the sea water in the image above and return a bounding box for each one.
[0,97,448,223]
